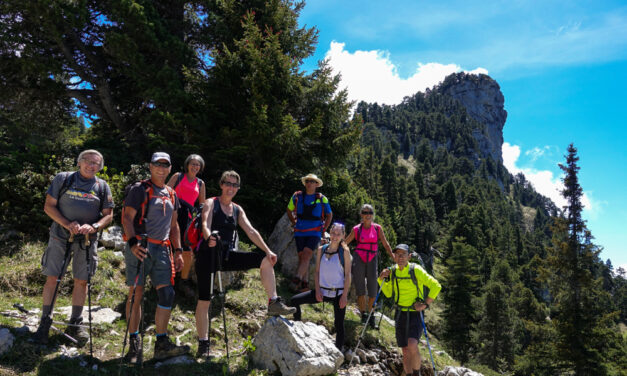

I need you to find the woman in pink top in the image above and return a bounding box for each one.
[167,154,206,297]
[345,204,393,327]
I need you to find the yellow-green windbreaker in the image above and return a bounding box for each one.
[378,262,442,311]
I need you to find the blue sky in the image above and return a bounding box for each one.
[297,0,627,271]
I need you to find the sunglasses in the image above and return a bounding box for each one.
[223,181,240,188]
[152,161,171,168]
[361,211,374,215]
[305,179,318,184]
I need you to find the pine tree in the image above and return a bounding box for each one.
[442,240,480,364]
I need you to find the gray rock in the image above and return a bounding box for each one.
[267,213,300,277]
[355,348,368,363]
[154,355,195,368]
[440,73,507,163]
[438,366,484,376]
[252,317,343,376]
[365,349,378,363]
[0,328,15,356]
[100,226,125,250]
[56,306,121,324]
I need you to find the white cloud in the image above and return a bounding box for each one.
[324,41,488,105]
[503,142,601,216]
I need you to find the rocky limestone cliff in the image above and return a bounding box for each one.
[439,72,507,162]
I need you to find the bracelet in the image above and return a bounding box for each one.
[127,237,138,248]
[174,248,183,253]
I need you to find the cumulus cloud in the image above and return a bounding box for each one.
[502,142,600,216]
[324,41,488,105]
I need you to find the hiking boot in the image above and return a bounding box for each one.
[368,313,377,329]
[289,277,301,293]
[153,336,190,360]
[123,336,141,364]
[31,316,52,344]
[267,297,297,316]
[64,317,89,347]
[196,339,210,359]
[298,280,310,293]
[360,312,368,325]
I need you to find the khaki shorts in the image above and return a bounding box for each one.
[41,235,98,281]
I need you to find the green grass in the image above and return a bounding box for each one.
[0,240,462,375]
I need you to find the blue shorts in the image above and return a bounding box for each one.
[295,236,320,253]
[125,242,172,287]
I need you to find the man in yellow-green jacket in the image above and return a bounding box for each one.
[378,244,442,376]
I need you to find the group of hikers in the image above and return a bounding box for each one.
[30,149,442,376]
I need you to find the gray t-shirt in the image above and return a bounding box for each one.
[125,182,179,241]
[47,171,114,240]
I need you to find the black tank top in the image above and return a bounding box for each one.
[210,197,239,251]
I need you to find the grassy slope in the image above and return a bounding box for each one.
[0,240,459,376]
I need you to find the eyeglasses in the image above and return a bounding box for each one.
[305,179,318,184]
[223,181,240,188]
[361,211,374,215]
[81,159,101,167]
[152,161,171,168]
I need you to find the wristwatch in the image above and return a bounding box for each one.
[175,248,184,253]
[92,223,100,231]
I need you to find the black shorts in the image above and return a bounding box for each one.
[195,239,265,300]
[295,236,320,252]
[395,310,423,347]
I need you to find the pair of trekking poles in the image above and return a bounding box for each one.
[348,269,437,375]
[35,232,95,357]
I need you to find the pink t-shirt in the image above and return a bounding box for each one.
[175,174,199,207]
[353,223,380,263]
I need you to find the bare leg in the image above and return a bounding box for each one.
[71,279,88,307]
[195,300,211,339]
[154,285,171,334]
[125,285,144,333]
[401,338,421,374]
[296,247,313,282]
[260,256,278,299]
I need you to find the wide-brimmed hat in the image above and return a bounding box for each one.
[393,244,410,253]
[301,173,323,187]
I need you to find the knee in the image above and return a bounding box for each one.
[157,286,175,310]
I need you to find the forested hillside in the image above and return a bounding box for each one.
[1,1,626,375]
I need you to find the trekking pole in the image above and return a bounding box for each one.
[212,231,230,361]
[349,279,385,367]
[419,310,437,375]
[138,249,146,368]
[119,235,147,373]
[85,233,93,360]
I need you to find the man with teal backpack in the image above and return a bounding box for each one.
[378,244,442,376]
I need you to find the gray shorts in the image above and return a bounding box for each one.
[352,253,378,297]
[125,242,173,287]
[41,235,98,281]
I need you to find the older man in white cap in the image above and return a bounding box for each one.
[286,173,333,292]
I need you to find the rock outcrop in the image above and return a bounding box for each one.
[439,72,507,162]
[252,317,343,376]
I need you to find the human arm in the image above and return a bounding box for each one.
[344,227,355,246]
[170,208,183,272]
[198,180,206,204]
[286,195,297,227]
[166,172,179,188]
[201,198,214,242]
[121,205,148,261]
[378,226,394,259]
[44,195,79,234]
[377,268,393,298]
[237,206,277,266]
[314,246,323,302]
[340,242,351,309]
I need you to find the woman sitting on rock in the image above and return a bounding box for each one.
[290,222,351,351]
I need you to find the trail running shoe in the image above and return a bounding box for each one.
[267,297,297,316]
[196,339,210,359]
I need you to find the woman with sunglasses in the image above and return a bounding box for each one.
[286,173,333,292]
[167,154,206,297]
[345,204,393,327]
[290,222,351,351]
